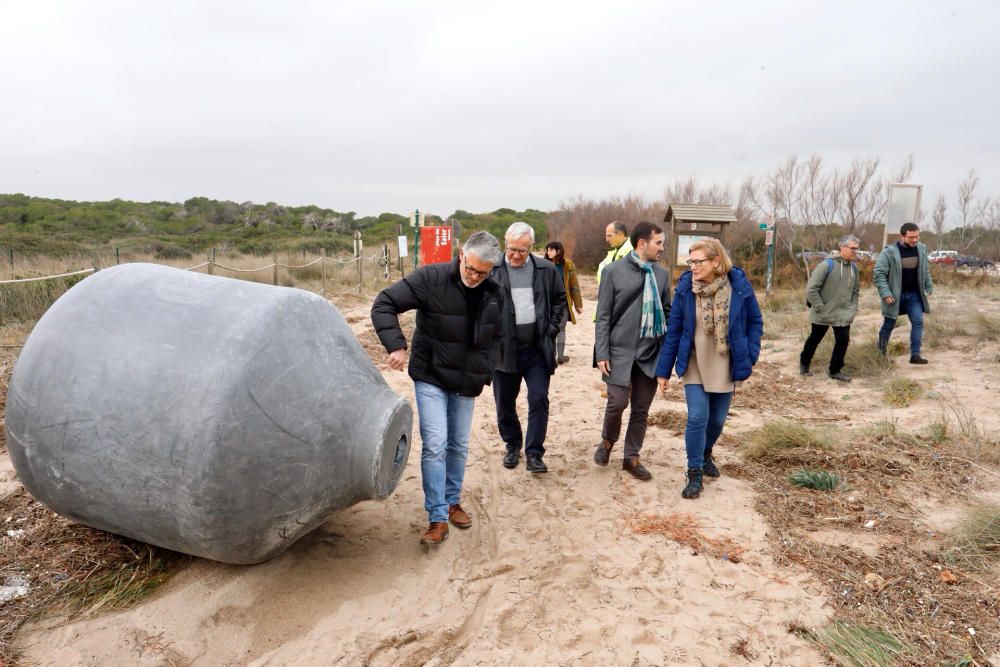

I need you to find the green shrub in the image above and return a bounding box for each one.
[789,468,842,491]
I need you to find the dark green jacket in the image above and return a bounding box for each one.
[806,257,859,327]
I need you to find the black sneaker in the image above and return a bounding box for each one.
[909,355,929,365]
[526,456,548,474]
[502,447,520,469]
[829,372,852,382]
[799,363,813,376]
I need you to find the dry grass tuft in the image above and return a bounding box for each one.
[882,378,922,407]
[942,505,1000,571]
[0,489,188,664]
[972,313,1000,341]
[629,512,746,563]
[742,420,835,461]
[760,289,802,313]
[797,621,912,667]
[646,409,686,431]
[811,332,895,378]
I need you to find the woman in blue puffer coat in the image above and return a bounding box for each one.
[655,238,763,499]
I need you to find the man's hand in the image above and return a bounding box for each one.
[883,296,895,305]
[597,360,611,374]
[388,348,407,371]
[575,305,583,314]
[657,377,669,394]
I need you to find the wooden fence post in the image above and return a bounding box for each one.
[321,248,327,296]
[355,232,363,294]
[273,253,278,285]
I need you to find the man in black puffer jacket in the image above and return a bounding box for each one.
[371,231,503,547]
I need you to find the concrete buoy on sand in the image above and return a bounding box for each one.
[6,263,411,564]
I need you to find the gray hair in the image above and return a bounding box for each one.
[838,234,861,248]
[463,231,502,265]
[504,221,535,244]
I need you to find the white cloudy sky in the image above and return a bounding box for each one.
[2,0,998,220]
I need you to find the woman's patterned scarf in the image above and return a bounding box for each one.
[691,275,730,354]
[629,252,665,339]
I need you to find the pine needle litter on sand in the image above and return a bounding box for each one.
[629,512,746,563]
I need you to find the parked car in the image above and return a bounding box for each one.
[796,250,830,262]
[928,250,958,264]
[956,255,996,269]
[855,250,876,263]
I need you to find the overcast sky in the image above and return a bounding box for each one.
[3,1,998,221]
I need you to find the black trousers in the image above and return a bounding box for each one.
[493,346,551,458]
[800,323,851,374]
[601,362,659,459]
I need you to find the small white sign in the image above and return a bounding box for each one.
[765,230,774,246]
[397,235,408,258]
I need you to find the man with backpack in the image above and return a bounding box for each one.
[799,235,861,382]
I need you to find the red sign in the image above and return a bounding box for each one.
[419,226,453,265]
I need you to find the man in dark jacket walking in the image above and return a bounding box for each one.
[593,220,670,480]
[799,235,861,382]
[371,231,503,546]
[492,222,567,474]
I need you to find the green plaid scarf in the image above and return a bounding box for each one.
[630,252,665,338]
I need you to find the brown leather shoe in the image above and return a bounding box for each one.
[623,457,652,481]
[448,504,472,529]
[420,522,449,545]
[593,439,614,466]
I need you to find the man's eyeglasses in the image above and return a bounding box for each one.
[462,262,491,279]
[506,247,531,256]
[686,258,710,267]
[844,246,860,251]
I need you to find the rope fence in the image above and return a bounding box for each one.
[0,268,97,285]
[1,249,399,302]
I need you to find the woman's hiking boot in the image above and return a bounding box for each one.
[681,467,704,499]
[702,455,721,478]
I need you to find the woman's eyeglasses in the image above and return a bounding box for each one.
[686,259,710,268]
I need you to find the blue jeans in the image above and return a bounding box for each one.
[683,384,733,469]
[414,381,476,523]
[879,290,924,356]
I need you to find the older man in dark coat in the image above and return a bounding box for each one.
[491,222,566,474]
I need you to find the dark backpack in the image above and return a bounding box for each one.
[806,258,857,308]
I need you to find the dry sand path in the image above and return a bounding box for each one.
[15,275,836,666]
[19,274,1000,665]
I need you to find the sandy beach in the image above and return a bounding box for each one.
[9,275,1000,666]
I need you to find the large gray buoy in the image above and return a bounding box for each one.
[5,263,411,564]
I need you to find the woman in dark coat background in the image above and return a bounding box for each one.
[544,241,583,364]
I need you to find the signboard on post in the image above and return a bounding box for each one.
[765,230,774,246]
[419,226,453,265]
[883,184,922,248]
[397,236,408,258]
